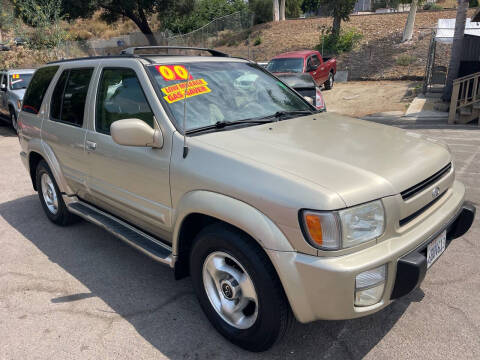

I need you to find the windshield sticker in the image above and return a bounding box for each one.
[161,78,211,104]
[12,74,20,79]
[156,65,192,81]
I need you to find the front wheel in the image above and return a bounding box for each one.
[190,224,292,352]
[10,110,17,133]
[324,72,334,90]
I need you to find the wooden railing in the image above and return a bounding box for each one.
[449,72,480,124]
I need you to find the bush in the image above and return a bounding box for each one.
[316,28,363,55]
[470,0,479,8]
[423,3,442,11]
[396,54,417,66]
[253,35,262,46]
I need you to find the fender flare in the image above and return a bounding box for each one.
[172,190,295,255]
[27,138,74,195]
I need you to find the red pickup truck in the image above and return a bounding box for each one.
[266,50,337,90]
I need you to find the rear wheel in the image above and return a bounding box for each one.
[324,72,334,90]
[36,160,76,226]
[190,224,292,352]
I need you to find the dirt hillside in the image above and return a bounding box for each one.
[216,9,477,80]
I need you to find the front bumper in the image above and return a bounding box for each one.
[268,181,475,323]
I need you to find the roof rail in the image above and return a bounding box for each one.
[120,46,229,58]
[47,54,154,65]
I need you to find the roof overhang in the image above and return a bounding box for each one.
[436,18,480,43]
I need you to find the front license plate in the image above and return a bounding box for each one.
[427,230,446,269]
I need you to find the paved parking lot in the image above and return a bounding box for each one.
[0,122,479,360]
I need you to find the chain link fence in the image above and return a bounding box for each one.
[58,10,254,59]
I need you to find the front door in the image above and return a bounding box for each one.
[84,65,172,240]
[306,56,321,87]
[41,67,93,196]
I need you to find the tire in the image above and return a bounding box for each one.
[324,72,334,90]
[190,223,292,352]
[36,160,76,226]
[10,109,17,133]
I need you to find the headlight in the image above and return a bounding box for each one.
[300,200,385,250]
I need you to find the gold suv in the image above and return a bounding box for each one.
[18,47,475,352]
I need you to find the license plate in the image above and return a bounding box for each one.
[427,230,446,269]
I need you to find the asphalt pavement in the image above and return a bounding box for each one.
[0,122,479,359]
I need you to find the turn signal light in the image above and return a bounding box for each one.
[305,214,323,245]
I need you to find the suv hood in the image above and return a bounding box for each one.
[196,113,451,206]
[9,89,26,100]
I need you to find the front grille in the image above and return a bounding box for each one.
[400,163,452,201]
[399,191,446,227]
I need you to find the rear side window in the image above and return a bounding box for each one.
[22,66,59,115]
[50,68,93,126]
[96,68,154,135]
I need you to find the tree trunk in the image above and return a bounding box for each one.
[273,0,279,22]
[402,0,418,42]
[280,0,285,21]
[332,15,341,39]
[443,0,469,101]
[133,8,158,46]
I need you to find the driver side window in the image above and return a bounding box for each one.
[96,68,154,135]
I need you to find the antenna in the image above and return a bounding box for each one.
[182,66,190,159]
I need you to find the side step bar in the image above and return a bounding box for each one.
[67,201,173,267]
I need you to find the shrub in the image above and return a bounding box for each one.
[470,0,479,8]
[396,54,417,66]
[253,35,262,46]
[423,3,443,11]
[316,28,363,55]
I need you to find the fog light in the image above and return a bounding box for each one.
[355,265,386,307]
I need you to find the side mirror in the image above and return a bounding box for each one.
[0,83,6,91]
[111,119,163,148]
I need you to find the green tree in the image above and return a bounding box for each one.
[301,0,356,38]
[60,0,175,45]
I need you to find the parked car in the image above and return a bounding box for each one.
[276,72,326,112]
[18,47,475,352]
[0,69,35,131]
[13,37,27,46]
[267,50,337,90]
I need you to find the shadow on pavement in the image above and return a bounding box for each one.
[0,194,423,359]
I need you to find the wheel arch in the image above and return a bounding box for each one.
[172,191,294,279]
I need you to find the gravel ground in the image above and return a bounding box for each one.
[0,120,479,360]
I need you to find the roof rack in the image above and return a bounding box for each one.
[47,54,153,65]
[120,46,229,58]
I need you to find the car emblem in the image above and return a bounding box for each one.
[432,187,440,198]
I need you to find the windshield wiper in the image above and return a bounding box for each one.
[186,119,275,135]
[263,110,313,121]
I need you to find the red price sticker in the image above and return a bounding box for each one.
[156,65,192,81]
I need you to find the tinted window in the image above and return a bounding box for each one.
[50,68,93,126]
[50,71,68,121]
[1,74,7,88]
[96,68,154,135]
[311,56,320,67]
[22,66,59,114]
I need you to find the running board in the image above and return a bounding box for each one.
[67,201,173,266]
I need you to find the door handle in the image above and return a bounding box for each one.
[86,141,97,151]
[313,71,317,75]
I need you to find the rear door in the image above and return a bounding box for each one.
[84,62,172,240]
[41,66,94,197]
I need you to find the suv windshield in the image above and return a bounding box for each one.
[266,58,304,73]
[10,73,33,90]
[148,62,311,132]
